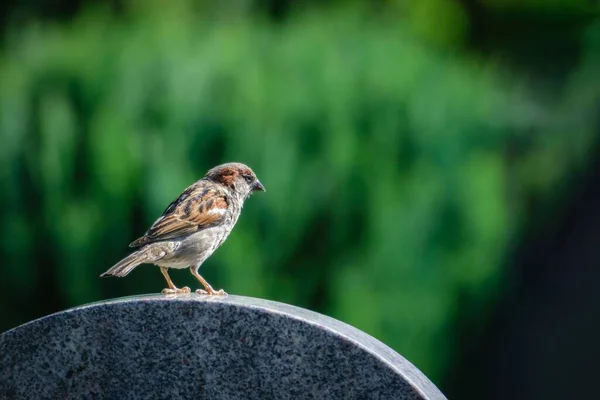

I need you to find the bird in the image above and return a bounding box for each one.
[100,162,265,295]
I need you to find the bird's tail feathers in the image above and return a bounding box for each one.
[100,250,148,278]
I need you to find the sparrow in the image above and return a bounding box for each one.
[100,162,265,295]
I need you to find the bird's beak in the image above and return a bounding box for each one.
[253,180,266,192]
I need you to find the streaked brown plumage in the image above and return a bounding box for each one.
[100,162,265,295]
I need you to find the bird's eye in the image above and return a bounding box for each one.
[243,174,253,184]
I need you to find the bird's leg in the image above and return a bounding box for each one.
[160,266,190,294]
[190,266,226,296]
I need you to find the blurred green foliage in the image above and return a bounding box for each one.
[0,0,598,385]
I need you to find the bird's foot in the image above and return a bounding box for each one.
[195,288,227,296]
[161,286,191,295]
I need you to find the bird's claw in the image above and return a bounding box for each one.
[195,288,227,296]
[161,286,191,295]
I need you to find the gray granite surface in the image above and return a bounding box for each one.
[0,294,446,400]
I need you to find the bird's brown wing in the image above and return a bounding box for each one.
[129,182,229,247]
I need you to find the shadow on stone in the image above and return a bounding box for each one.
[0,294,446,399]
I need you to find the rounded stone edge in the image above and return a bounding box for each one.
[1,294,447,400]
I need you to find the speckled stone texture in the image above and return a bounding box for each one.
[0,295,446,400]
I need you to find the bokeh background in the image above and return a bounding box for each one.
[1,0,599,398]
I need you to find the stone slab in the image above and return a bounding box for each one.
[0,294,446,399]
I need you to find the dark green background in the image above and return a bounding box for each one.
[1,1,599,398]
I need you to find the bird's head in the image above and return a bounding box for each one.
[206,162,265,199]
